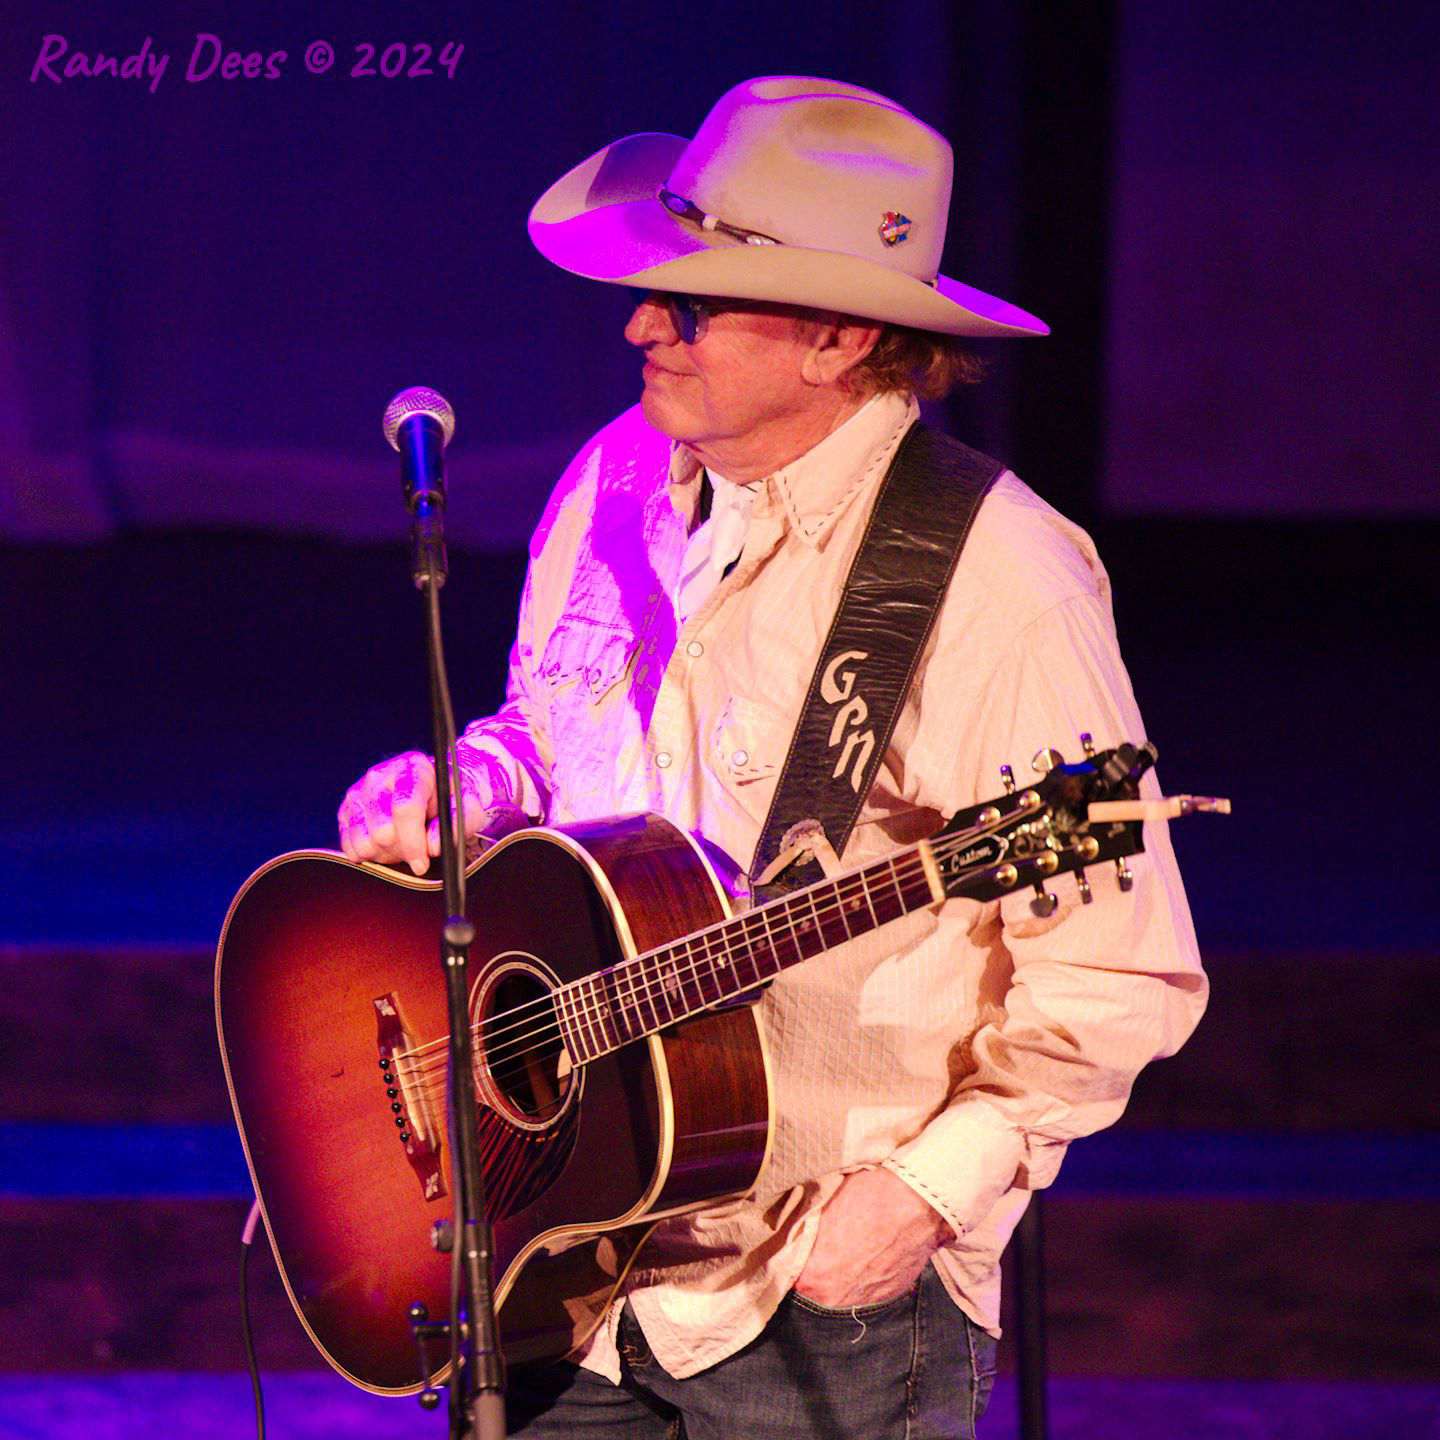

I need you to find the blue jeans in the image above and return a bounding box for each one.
[505,1263,998,1440]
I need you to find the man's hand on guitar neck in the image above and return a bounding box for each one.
[794,1167,955,1309]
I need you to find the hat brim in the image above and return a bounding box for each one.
[528,133,1048,339]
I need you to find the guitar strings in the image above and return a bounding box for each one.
[501,870,929,1070]
[423,849,928,1060]
[387,853,917,1068]
[393,817,1024,1078]
[399,858,913,1105]
[392,844,954,1085]
[533,807,1068,1068]
[397,809,1078,1107]
[400,863,943,1112]
[393,854,936,1084]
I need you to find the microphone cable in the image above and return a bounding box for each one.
[240,1197,267,1440]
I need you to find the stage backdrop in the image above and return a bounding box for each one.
[1100,2,1440,516]
[0,0,1010,549]
[5,0,1433,549]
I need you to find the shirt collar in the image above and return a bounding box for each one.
[668,390,920,546]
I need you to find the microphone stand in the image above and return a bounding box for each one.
[402,414,507,1440]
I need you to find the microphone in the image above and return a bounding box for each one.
[384,386,456,515]
[384,387,457,585]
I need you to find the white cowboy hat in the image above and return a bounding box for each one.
[528,75,1048,338]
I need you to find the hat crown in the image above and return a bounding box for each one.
[667,76,953,283]
[525,74,1047,337]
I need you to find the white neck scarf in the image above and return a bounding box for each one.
[676,469,756,623]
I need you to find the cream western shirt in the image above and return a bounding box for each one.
[458,390,1206,1380]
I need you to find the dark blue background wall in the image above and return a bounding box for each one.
[1,0,1436,952]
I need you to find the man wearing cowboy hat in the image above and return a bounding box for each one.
[341,76,1204,1438]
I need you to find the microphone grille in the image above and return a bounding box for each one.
[383,387,457,450]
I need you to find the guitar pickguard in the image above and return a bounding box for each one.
[475,1103,580,1224]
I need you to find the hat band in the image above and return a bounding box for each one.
[657,184,943,294]
[657,185,782,247]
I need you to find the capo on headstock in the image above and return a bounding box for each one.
[1088,795,1232,822]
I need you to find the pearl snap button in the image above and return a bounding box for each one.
[731,749,749,767]
[655,751,672,769]
[686,641,704,657]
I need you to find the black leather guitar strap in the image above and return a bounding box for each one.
[751,422,1002,899]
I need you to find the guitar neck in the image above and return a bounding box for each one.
[555,843,941,1066]
[549,742,1160,1069]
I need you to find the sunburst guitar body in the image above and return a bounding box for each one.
[216,814,771,1394]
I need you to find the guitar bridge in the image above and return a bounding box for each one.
[374,992,448,1203]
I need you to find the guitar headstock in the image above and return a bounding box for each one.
[933,737,1159,913]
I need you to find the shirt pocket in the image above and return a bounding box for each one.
[709,694,784,786]
[539,618,640,807]
[539,616,638,706]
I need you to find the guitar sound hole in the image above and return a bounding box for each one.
[479,966,571,1126]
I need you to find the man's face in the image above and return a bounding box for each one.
[624,293,821,464]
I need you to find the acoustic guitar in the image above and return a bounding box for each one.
[216,741,1165,1393]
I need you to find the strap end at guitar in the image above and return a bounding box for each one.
[752,819,843,891]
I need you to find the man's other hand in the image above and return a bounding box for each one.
[794,1167,954,1309]
[336,754,501,875]
[337,750,445,876]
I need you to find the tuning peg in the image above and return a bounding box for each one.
[1031,747,1065,774]
[1075,871,1093,904]
[1080,732,1096,758]
[999,763,1016,794]
[1029,884,1059,918]
[1115,859,1134,892]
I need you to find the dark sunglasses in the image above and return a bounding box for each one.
[626,288,743,345]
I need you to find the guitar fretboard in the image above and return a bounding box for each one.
[554,844,939,1066]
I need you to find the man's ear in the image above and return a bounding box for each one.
[800,314,883,387]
